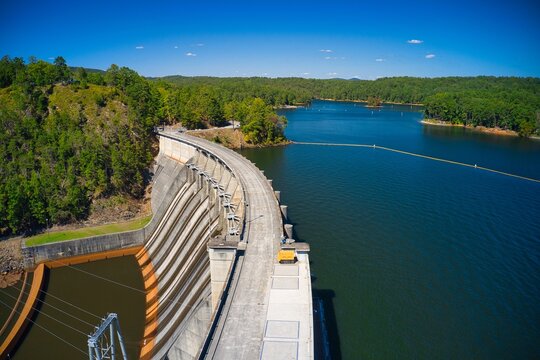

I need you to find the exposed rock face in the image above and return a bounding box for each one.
[0,272,22,288]
[0,238,24,287]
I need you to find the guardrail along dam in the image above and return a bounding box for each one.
[9,131,314,360]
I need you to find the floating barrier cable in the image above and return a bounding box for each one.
[292,141,540,184]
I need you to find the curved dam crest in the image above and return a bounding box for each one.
[17,132,314,360]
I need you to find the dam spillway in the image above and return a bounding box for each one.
[143,131,314,359]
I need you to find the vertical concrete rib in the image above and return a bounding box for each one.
[144,133,313,360]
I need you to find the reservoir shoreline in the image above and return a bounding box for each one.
[421,118,540,140]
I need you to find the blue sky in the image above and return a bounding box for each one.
[1,0,539,78]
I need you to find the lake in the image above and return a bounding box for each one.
[240,100,540,359]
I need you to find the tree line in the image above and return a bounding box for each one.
[159,75,540,136]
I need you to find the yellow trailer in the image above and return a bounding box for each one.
[277,249,296,264]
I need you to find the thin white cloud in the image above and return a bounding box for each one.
[425,54,436,59]
[186,52,197,57]
[324,56,337,60]
[407,39,423,44]
[302,72,310,75]
[327,72,338,76]
[320,49,333,53]
[135,46,144,50]
[375,58,386,62]
[174,45,179,49]
[196,43,204,47]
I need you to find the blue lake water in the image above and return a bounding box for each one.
[239,100,540,359]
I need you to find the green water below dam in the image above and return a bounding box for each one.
[9,256,145,359]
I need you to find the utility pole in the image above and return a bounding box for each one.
[88,313,128,360]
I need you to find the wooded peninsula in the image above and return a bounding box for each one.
[1,55,538,235]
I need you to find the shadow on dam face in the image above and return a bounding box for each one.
[277,198,335,358]
[313,288,342,360]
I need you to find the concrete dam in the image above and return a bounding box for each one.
[15,131,314,360]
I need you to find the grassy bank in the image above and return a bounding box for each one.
[25,215,152,246]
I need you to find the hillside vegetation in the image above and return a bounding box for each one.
[160,76,540,136]
[0,56,287,235]
[0,57,159,234]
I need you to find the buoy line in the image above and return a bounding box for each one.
[292,141,540,184]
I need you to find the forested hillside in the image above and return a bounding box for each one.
[0,56,287,235]
[160,76,540,136]
[0,57,160,234]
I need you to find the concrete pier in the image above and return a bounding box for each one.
[284,224,294,239]
[280,205,288,220]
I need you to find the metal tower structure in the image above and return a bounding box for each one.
[88,313,128,360]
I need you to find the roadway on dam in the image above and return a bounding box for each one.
[161,131,306,359]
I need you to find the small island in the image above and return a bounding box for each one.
[366,96,383,108]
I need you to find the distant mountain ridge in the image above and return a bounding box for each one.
[69,66,104,74]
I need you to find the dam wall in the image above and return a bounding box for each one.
[21,227,145,269]
[138,135,245,360]
[160,133,314,360]
[19,147,211,270]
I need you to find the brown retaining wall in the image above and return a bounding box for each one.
[0,264,46,358]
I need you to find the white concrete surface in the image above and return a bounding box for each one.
[160,132,313,360]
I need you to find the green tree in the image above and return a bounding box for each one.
[54,56,70,83]
[76,67,88,88]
